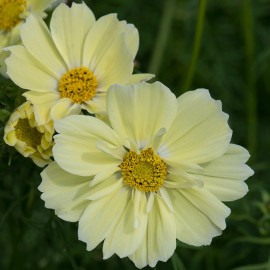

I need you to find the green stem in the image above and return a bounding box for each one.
[243,0,257,159]
[148,0,175,76]
[182,0,207,92]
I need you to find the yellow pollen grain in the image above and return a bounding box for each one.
[14,118,42,148]
[58,67,98,104]
[0,0,26,31]
[120,148,167,192]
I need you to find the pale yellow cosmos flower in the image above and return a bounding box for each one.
[38,82,254,268]
[5,2,153,125]
[0,0,58,76]
[4,101,54,167]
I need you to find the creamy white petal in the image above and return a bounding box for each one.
[20,14,67,76]
[23,91,59,125]
[179,188,230,230]
[127,73,155,84]
[103,189,147,258]
[194,144,254,201]
[50,98,81,121]
[161,89,232,164]
[53,115,123,176]
[91,166,120,185]
[107,82,177,149]
[50,2,95,69]
[82,92,106,114]
[5,46,58,91]
[78,185,127,251]
[169,188,222,246]
[119,21,139,58]
[39,162,92,222]
[26,0,56,15]
[83,14,130,72]
[129,196,176,268]
[92,32,133,87]
[86,172,123,200]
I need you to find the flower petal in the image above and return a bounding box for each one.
[50,2,95,69]
[53,115,123,176]
[103,189,147,258]
[127,73,155,84]
[39,162,93,222]
[50,98,81,121]
[169,188,222,246]
[78,185,127,251]
[161,89,232,164]
[129,196,176,268]
[20,14,67,76]
[23,91,59,125]
[194,144,254,201]
[119,21,139,58]
[179,187,230,230]
[92,32,133,87]
[5,46,58,92]
[107,82,177,149]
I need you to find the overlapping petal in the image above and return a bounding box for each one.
[39,162,93,221]
[50,2,95,68]
[107,82,177,149]
[53,115,124,176]
[160,89,232,164]
[194,144,254,201]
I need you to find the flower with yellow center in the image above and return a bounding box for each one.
[4,101,54,167]
[0,0,58,76]
[5,2,154,125]
[38,82,254,268]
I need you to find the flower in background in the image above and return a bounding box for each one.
[5,2,153,125]
[4,101,54,167]
[39,82,254,268]
[0,0,58,76]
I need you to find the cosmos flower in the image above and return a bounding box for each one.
[4,101,54,167]
[5,2,153,125]
[38,82,253,268]
[0,0,57,76]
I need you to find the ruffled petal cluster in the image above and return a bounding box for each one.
[39,82,254,268]
[4,101,54,167]
[5,2,153,125]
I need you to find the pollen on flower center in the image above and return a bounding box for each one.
[14,118,42,148]
[58,67,98,104]
[120,148,167,192]
[0,0,26,31]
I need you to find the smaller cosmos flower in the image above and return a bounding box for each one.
[39,82,253,268]
[5,2,153,125]
[0,0,58,76]
[4,101,54,167]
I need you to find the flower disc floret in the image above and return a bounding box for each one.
[0,0,26,31]
[15,118,42,148]
[58,67,98,104]
[120,148,167,192]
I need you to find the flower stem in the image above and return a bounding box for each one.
[182,0,207,92]
[148,0,175,76]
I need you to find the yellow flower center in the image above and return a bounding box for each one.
[14,118,42,148]
[0,0,26,31]
[120,148,167,192]
[58,67,98,104]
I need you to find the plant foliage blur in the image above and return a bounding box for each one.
[1,0,270,269]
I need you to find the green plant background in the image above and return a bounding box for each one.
[1,0,270,269]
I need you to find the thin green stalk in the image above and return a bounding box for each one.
[182,0,207,92]
[243,0,257,159]
[148,0,175,76]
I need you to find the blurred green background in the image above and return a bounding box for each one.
[1,0,270,269]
